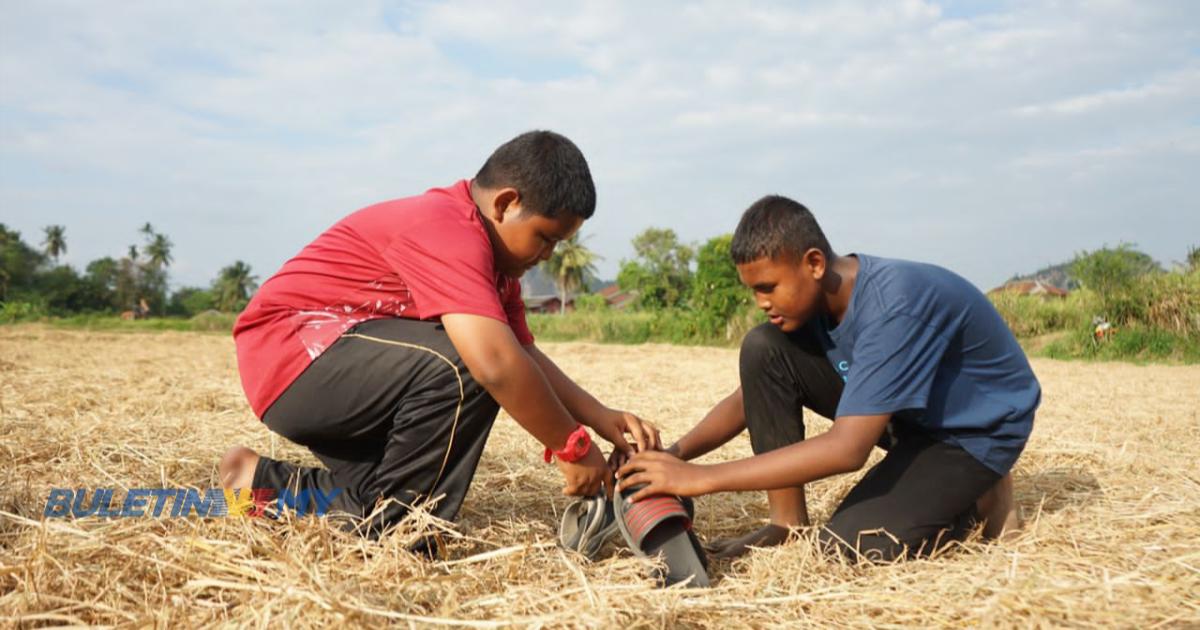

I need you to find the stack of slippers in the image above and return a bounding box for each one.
[559,485,710,588]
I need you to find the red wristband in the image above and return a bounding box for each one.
[544,425,592,463]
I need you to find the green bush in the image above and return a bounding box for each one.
[991,266,1198,363]
[528,304,768,347]
[0,300,48,323]
[988,291,1096,338]
[529,309,737,346]
[1142,269,1200,338]
[168,287,216,317]
[530,311,655,344]
[190,310,238,332]
[1070,244,1161,325]
[691,234,752,324]
[616,228,693,309]
[1042,325,1200,363]
[726,305,768,342]
[573,294,608,313]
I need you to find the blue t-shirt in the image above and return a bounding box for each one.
[816,254,1040,475]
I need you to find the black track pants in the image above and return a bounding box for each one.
[252,318,500,539]
[739,323,1000,561]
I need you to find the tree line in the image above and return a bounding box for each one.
[1,223,258,319]
[538,227,755,339]
[539,229,1199,357]
[6,218,1196,357]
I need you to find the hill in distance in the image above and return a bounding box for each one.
[1006,261,1077,291]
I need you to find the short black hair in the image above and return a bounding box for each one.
[474,130,596,219]
[730,195,833,264]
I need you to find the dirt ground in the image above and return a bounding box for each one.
[1,325,1197,627]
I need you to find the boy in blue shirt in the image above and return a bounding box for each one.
[617,195,1038,561]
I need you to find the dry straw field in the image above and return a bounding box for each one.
[2,325,1198,627]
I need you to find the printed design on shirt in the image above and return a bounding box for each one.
[836,359,850,383]
[293,277,414,360]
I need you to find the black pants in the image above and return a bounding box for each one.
[253,318,500,539]
[740,323,1000,562]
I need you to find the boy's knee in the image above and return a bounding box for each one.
[739,323,787,373]
[741,322,785,355]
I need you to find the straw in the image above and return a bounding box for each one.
[1,324,1197,627]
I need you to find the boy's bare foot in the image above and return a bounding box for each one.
[706,523,791,559]
[219,446,260,489]
[976,473,1020,540]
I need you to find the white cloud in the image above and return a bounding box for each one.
[1,0,1198,292]
[1012,66,1200,116]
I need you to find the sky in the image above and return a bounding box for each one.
[2,0,1198,291]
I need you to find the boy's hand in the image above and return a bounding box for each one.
[555,444,611,497]
[591,409,662,456]
[607,447,629,472]
[617,451,713,502]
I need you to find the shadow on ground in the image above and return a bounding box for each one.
[1018,467,1103,515]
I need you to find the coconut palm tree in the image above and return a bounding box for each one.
[145,233,173,268]
[213,261,259,312]
[540,234,600,316]
[42,225,66,262]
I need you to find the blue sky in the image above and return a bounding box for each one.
[2,1,1198,291]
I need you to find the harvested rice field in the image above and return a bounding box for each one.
[1,325,1198,627]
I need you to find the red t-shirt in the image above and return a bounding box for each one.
[233,179,534,418]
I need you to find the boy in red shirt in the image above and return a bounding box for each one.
[220,131,659,540]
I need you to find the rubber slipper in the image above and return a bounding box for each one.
[613,484,710,588]
[581,500,619,558]
[559,493,619,559]
[559,494,602,551]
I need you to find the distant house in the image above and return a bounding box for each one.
[988,280,1069,298]
[525,285,639,313]
[597,285,638,309]
[525,294,573,314]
